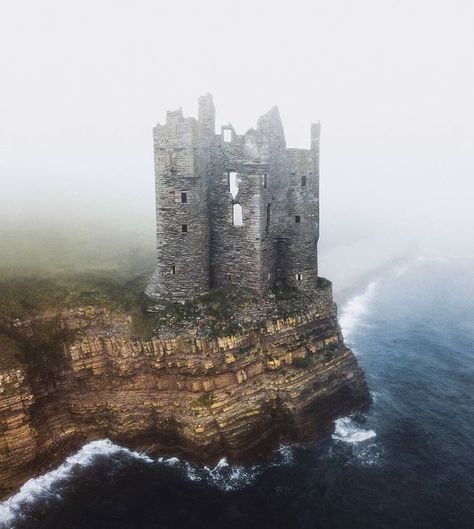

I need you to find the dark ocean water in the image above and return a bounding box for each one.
[1,256,473,529]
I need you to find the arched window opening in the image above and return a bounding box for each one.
[232,204,243,226]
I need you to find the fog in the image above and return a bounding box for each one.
[1,0,473,287]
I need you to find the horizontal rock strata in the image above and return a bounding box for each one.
[0,291,369,499]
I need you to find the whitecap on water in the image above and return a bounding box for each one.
[332,417,376,444]
[157,456,180,466]
[183,457,261,492]
[331,417,381,466]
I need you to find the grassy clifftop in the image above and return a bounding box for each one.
[0,226,155,320]
[0,226,332,341]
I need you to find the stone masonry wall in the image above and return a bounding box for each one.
[145,109,211,301]
[146,94,321,302]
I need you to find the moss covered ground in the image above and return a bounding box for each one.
[0,226,332,341]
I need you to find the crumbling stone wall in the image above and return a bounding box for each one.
[146,94,320,302]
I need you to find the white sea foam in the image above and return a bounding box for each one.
[0,439,153,528]
[182,457,260,491]
[339,281,378,340]
[2,436,287,526]
[370,390,380,403]
[157,456,180,466]
[332,417,376,444]
[276,444,294,465]
[0,440,266,527]
[167,442,296,492]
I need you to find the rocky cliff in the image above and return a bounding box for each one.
[0,284,369,499]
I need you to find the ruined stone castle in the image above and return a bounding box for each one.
[146,94,320,302]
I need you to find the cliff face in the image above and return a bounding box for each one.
[0,289,369,499]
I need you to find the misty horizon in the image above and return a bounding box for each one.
[1,0,473,271]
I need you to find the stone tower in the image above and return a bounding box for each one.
[146,94,320,302]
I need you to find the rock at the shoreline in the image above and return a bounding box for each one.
[0,287,369,500]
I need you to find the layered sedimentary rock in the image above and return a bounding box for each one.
[0,287,368,499]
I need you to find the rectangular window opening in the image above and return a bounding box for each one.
[301,175,306,186]
[223,129,232,142]
[181,192,187,203]
[171,265,176,275]
[181,224,188,233]
[228,171,238,198]
[295,215,301,223]
[228,274,232,281]
[296,273,303,281]
[266,203,271,232]
[263,173,268,189]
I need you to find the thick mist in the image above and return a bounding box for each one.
[1,0,473,289]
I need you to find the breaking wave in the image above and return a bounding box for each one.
[332,417,376,444]
[339,254,444,340]
[339,281,378,341]
[0,437,300,527]
[182,458,260,491]
[0,440,152,528]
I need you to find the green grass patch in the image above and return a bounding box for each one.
[0,226,155,321]
[322,343,339,362]
[193,392,214,407]
[293,356,311,369]
[142,287,258,339]
[317,277,332,289]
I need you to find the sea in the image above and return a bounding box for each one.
[1,255,473,529]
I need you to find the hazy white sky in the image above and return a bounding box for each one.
[1,0,473,250]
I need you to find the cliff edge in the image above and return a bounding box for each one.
[0,282,369,499]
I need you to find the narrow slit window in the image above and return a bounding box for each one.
[171,265,176,275]
[181,224,188,233]
[263,173,268,189]
[181,192,187,203]
[266,203,271,232]
[301,175,306,186]
[228,274,232,281]
[232,203,243,226]
[223,129,232,142]
[296,273,303,281]
[228,171,238,197]
[295,215,301,223]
